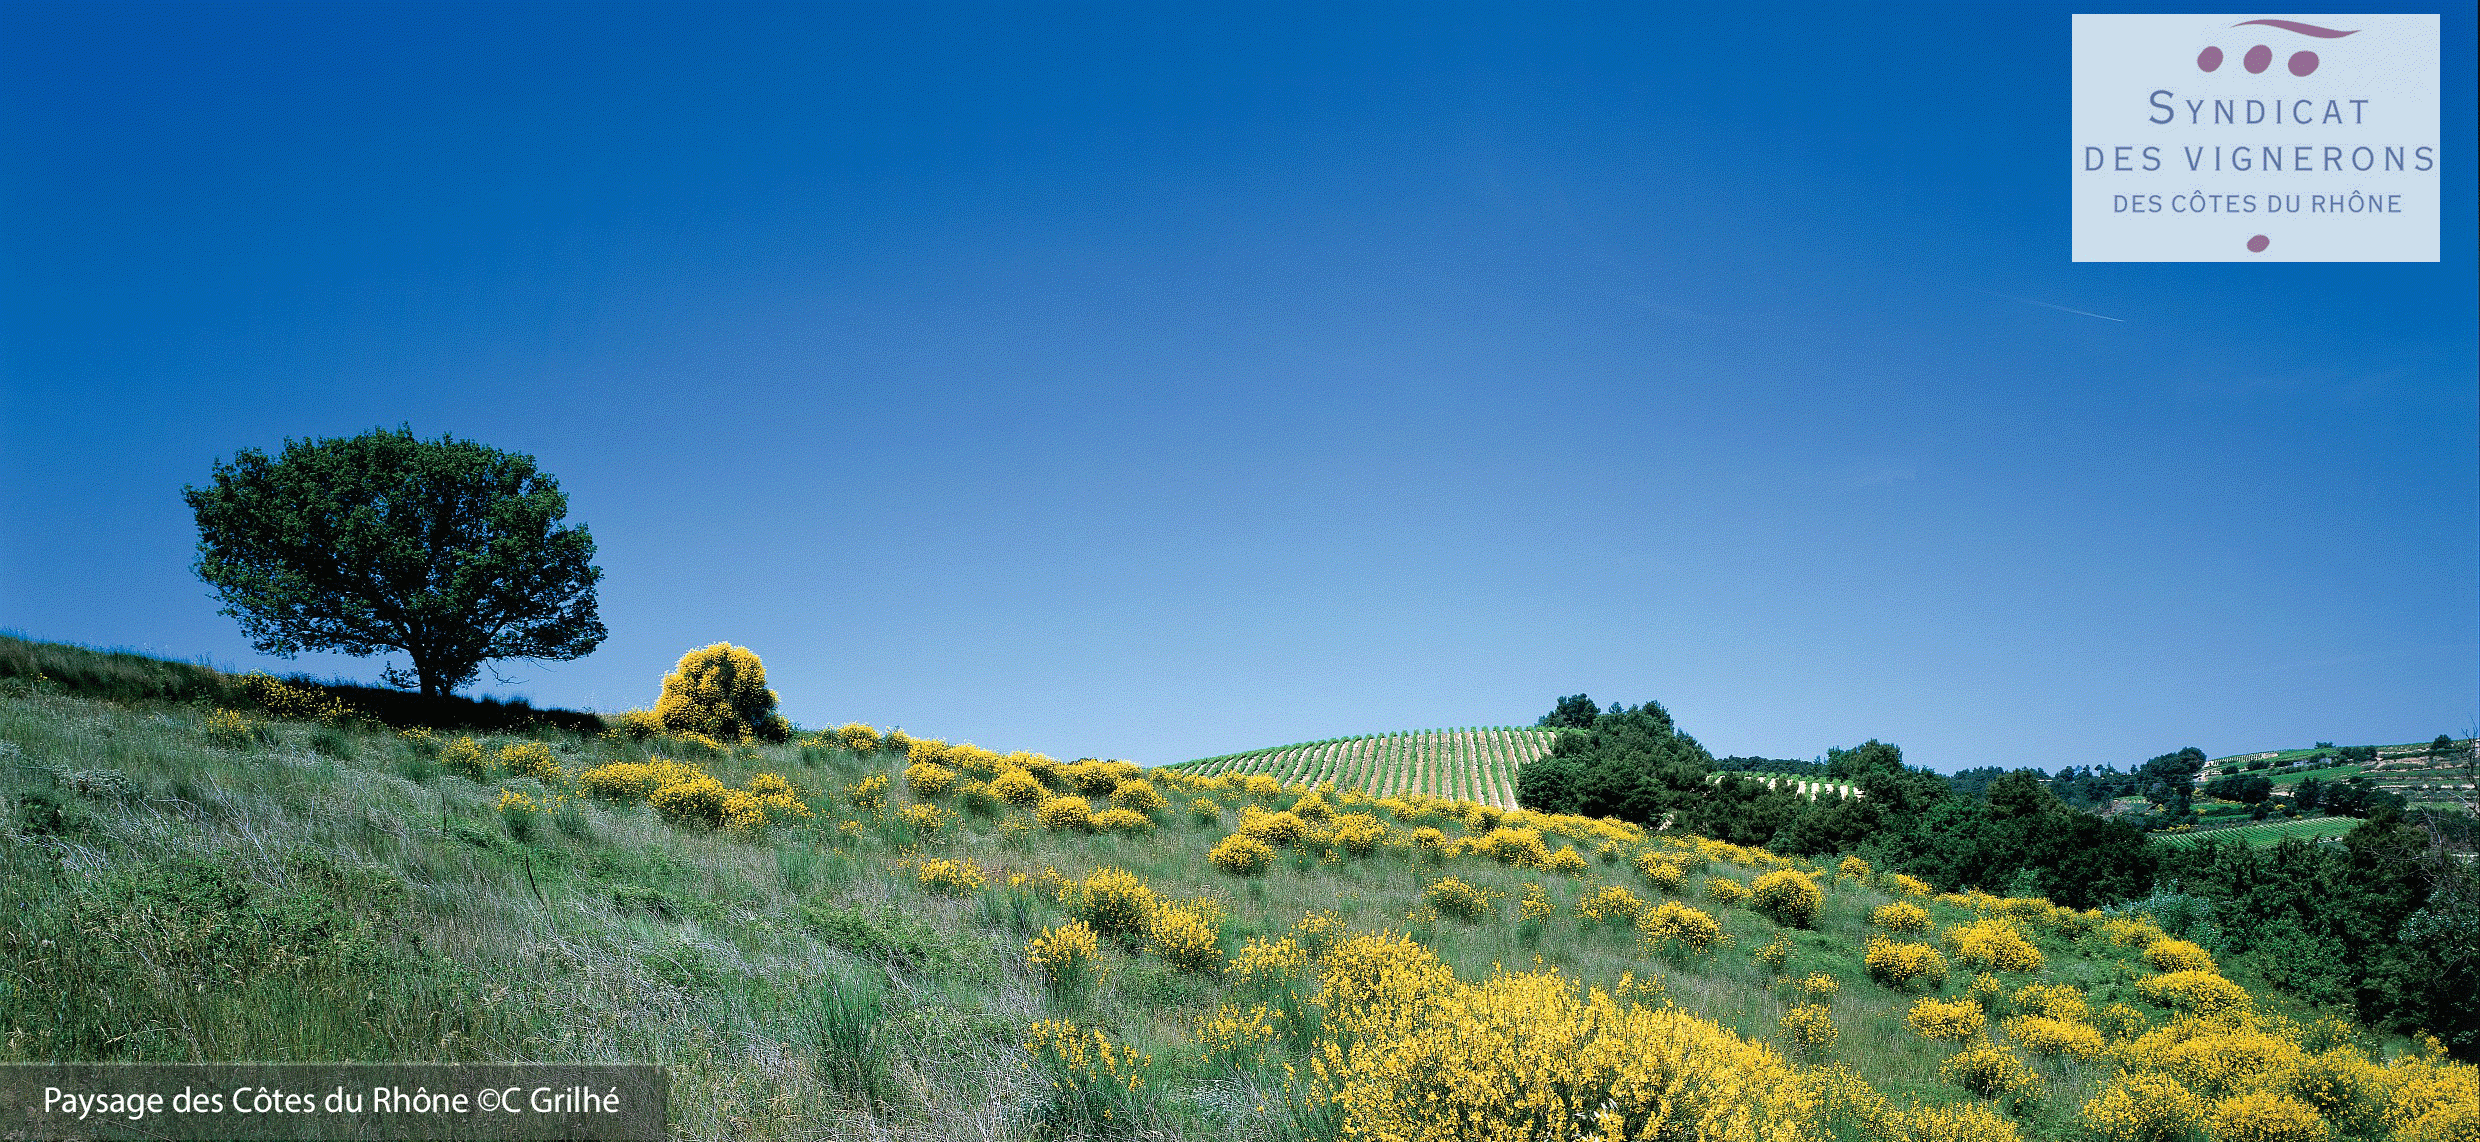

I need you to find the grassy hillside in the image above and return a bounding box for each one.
[4,651,2476,1141]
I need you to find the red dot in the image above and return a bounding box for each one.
[2246,235,2270,253]
[2244,45,2272,73]
[2198,45,2224,71]
[2289,51,2318,77]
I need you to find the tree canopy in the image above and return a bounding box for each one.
[184,427,605,697]
[1515,699,1713,824]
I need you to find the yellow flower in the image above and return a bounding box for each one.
[1907,996,1988,1041]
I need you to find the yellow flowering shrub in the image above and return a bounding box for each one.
[2101,915,2169,950]
[1944,918,2044,973]
[1034,795,1093,832]
[2007,1015,2105,1060]
[1797,974,1840,1005]
[495,789,541,816]
[1227,936,1308,993]
[1838,854,1873,882]
[1410,826,1448,858]
[649,774,733,827]
[1238,807,1307,847]
[1518,884,1556,923]
[1706,875,1752,905]
[1907,997,1988,1041]
[1867,937,1951,991]
[1873,901,1933,933]
[1894,1100,2025,1142]
[202,708,258,748]
[2144,938,2218,975]
[1479,826,1551,868]
[1206,832,1274,876]
[1749,868,1823,928]
[2280,1046,2385,1137]
[233,673,361,723]
[1425,877,1497,922]
[1543,845,1590,874]
[1943,1041,2046,1103]
[1067,867,1158,942]
[495,741,564,784]
[2010,982,2088,1022]
[1309,953,1821,1142]
[1240,773,1282,798]
[1781,1003,1838,1053]
[1634,851,1688,891]
[2207,1090,2331,1142]
[904,760,958,798]
[1754,936,1791,974]
[898,802,948,838]
[1293,910,1346,960]
[1576,885,1647,925]
[2137,970,2253,1019]
[722,788,810,834]
[1639,901,1725,956]
[2122,1020,2303,1097]
[441,736,491,781]
[944,743,1001,778]
[2101,1003,2152,1040]
[1146,901,1224,974]
[1288,790,1335,822]
[1891,873,1935,898]
[1187,796,1222,826]
[1968,972,2006,1011]
[833,722,881,753]
[917,859,984,895]
[984,768,1042,806]
[844,773,887,811]
[1024,1018,1152,1131]
[651,642,790,741]
[579,757,706,799]
[2084,1069,2208,1142]
[1109,778,1168,813]
[1086,806,1150,835]
[905,736,951,766]
[1332,813,1388,857]
[1193,1002,1283,1071]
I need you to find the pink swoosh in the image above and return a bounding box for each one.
[2232,19,2357,38]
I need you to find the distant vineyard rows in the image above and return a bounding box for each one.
[1173,728,1554,810]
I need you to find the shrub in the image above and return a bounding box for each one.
[1968,972,2006,1011]
[1478,826,1550,868]
[1424,877,1495,923]
[1749,869,1823,928]
[1705,875,1751,905]
[2207,1091,2330,1142]
[1867,937,1950,990]
[579,757,706,799]
[917,859,985,896]
[1410,826,1447,857]
[1577,885,1646,925]
[1226,936,1307,994]
[945,743,1002,778]
[2144,938,2218,975]
[844,774,887,812]
[1289,791,1334,822]
[498,741,565,784]
[1091,807,1153,834]
[1206,833,1274,876]
[441,736,491,781]
[1942,1042,2045,1103]
[1896,1100,2025,1142]
[991,768,1046,806]
[1026,924,1103,992]
[2010,982,2088,1022]
[202,708,258,749]
[652,642,790,741]
[1838,854,1873,882]
[1187,797,1221,826]
[899,802,948,838]
[1753,936,1791,974]
[2136,970,2252,1018]
[955,780,1002,818]
[1907,997,1988,1041]
[1945,918,2044,972]
[1890,873,1934,897]
[905,761,959,798]
[650,774,733,827]
[1519,884,1555,923]
[1639,901,1724,956]
[905,737,951,766]
[1635,852,1687,891]
[2099,1003,2151,1040]
[606,708,665,741]
[1332,814,1388,857]
[1068,867,1158,943]
[1193,1002,1284,1072]
[834,722,882,753]
[2082,1071,2208,1142]
[1239,808,1307,847]
[1146,903,1223,974]
[1110,779,1168,813]
[1797,974,1840,1005]
[1781,1004,1838,1053]
[1034,795,1093,832]
[496,790,541,839]
[1873,901,1933,933]
[1240,773,1281,798]
[2005,1015,2105,1060]
[1293,911,1345,960]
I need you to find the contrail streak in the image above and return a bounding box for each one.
[1987,292,2124,322]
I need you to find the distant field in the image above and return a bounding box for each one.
[1709,771,1859,800]
[1172,727,1554,809]
[2151,814,2363,848]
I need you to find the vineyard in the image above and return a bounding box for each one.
[1711,772,1861,801]
[1172,727,1554,809]
[2149,814,2367,848]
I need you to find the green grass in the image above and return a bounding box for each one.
[0,645,2421,1141]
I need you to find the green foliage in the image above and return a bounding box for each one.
[1514,699,1712,824]
[652,643,792,742]
[183,427,604,697]
[1536,693,1601,729]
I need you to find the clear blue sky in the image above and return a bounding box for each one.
[4,3,2472,772]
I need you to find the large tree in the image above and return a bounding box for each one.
[1516,699,1712,824]
[184,427,605,697]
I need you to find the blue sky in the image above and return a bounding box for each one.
[4,3,2472,772]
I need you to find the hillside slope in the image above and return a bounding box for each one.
[1173,727,1554,809]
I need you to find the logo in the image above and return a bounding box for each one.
[2070,14,2440,262]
